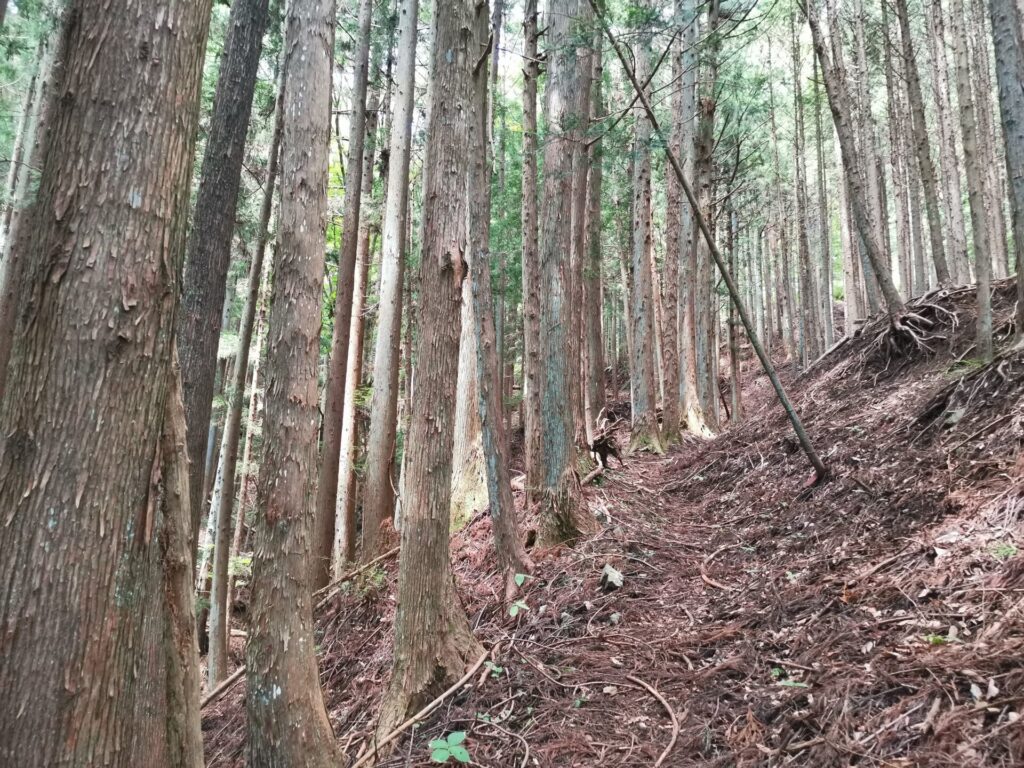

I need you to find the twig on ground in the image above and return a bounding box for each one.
[351,648,492,768]
[625,674,682,768]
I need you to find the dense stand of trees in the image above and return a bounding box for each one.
[0,0,1021,763]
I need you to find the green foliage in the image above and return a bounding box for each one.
[992,542,1018,561]
[509,599,529,618]
[429,731,470,764]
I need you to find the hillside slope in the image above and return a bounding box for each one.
[204,280,1024,766]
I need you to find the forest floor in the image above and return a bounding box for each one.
[204,280,1024,767]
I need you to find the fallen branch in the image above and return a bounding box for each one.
[581,465,604,486]
[625,674,682,768]
[313,547,400,612]
[351,648,492,768]
[200,665,245,710]
[200,550,401,712]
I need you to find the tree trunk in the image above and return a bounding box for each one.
[361,0,419,560]
[375,0,484,740]
[950,0,994,361]
[727,212,743,423]
[927,0,971,283]
[520,0,543,505]
[813,58,835,347]
[987,0,1024,342]
[0,0,212,763]
[207,71,285,687]
[792,9,820,366]
[468,14,532,588]
[628,4,664,455]
[313,0,374,591]
[335,75,381,570]
[969,0,1010,279]
[805,0,905,316]
[584,36,606,436]
[661,29,683,445]
[178,0,271,556]
[894,0,952,286]
[244,0,342,763]
[538,0,599,542]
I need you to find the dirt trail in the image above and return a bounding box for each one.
[204,282,1024,766]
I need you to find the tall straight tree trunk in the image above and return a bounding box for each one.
[314,0,374,591]
[813,59,835,347]
[0,0,213,764]
[207,69,286,687]
[927,0,971,283]
[894,0,952,286]
[584,36,606,435]
[450,289,486,526]
[538,0,599,541]
[228,249,272,604]
[694,0,722,429]
[805,1,905,316]
[853,0,892,294]
[727,211,743,422]
[987,0,1024,342]
[628,3,664,454]
[335,78,381,569]
[661,29,683,444]
[968,0,1009,279]
[244,0,341,763]
[792,9,820,366]
[362,0,419,559]
[520,0,543,504]
[882,4,915,296]
[767,46,798,357]
[678,0,711,435]
[468,12,532,588]
[178,0,271,555]
[375,0,484,739]
[950,0,994,361]
[569,11,593,450]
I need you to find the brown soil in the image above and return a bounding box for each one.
[204,279,1024,766]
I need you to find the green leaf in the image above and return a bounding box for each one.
[447,731,466,746]
[430,747,450,763]
[779,680,810,688]
[449,745,471,763]
[514,573,527,587]
[508,603,519,617]
[429,739,448,750]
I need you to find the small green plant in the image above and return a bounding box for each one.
[778,680,810,688]
[514,573,529,587]
[429,731,470,764]
[770,666,784,680]
[484,661,504,678]
[924,633,949,645]
[992,542,1018,561]
[509,599,529,618]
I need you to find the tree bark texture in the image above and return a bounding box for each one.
[375,0,484,739]
[314,0,374,591]
[244,0,342,764]
[0,1,213,764]
[362,0,419,560]
[207,69,286,687]
[178,0,271,555]
[538,0,598,541]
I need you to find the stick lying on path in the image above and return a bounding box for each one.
[350,648,493,768]
[589,0,828,484]
[199,547,400,711]
[626,674,684,768]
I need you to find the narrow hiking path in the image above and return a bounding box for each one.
[204,284,1024,766]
